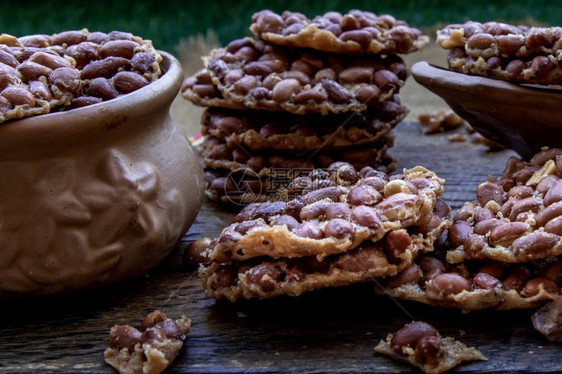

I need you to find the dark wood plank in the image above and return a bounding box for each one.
[2,122,559,374]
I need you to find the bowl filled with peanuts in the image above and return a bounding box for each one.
[412,21,562,160]
[0,29,204,297]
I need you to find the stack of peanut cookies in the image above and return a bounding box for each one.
[436,21,562,85]
[199,161,451,301]
[379,148,562,311]
[181,9,429,203]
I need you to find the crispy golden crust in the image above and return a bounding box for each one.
[250,10,429,55]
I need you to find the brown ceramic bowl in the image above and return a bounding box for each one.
[411,61,562,159]
[0,51,204,298]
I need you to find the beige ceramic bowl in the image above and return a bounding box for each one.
[0,51,204,298]
[412,61,562,160]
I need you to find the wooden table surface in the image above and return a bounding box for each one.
[2,122,561,373]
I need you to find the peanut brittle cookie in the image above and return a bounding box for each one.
[181,68,246,109]
[201,100,405,152]
[198,133,394,177]
[204,37,407,115]
[380,250,562,311]
[445,148,562,264]
[203,162,445,262]
[0,29,162,123]
[375,321,486,374]
[250,10,429,55]
[437,21,562,84]
[104,310,191,374]
[202,156,398,204]
[200,216,450,301]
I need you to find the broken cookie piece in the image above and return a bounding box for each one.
[532,295,562,342]
[375,321,486,374]
[104,310,191,374]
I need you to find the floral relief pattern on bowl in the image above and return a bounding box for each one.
[0,51,204,297]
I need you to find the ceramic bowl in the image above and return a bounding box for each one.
[0,51,204,298]
[411,61,562,159]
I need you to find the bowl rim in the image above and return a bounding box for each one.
[411,61,562,98]
[0,50,182,147]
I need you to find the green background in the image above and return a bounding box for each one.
[1,0,559,55]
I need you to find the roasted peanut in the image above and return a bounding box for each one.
[81,56,130,79]
[246,262,283,292]
[385,263,422,288]
[250,201,286,220]
[502,265,531,292]
[390,321,438,353]
[1,86,35,106]
[141,310,167,330]
[511,232,559,257]
[385,229,411,265]
[417,256,446,284]
[51,30,86,46]
[334,244,385,272]
[325,203,351,220]
[414,335,442,361]
[273,215,299,232]
[321,80,352,104]
[449,221,473,248]
[323,218,354,238]
[375,192,419,221]
[472,272,501,289]
[184,237,211,266]
[296,222,324,239]
[112,71,150,93]
[28,80,52,101]
[523,277,559,297]
[17,61,52,82]
[86,77,119,100]
[453,201,477,222]
[426,273,471,297]
[489,222,529,247]
[463,235,487,259]
[373,69,400,91]
[65,42,101,69]
[544,216,562,235]
[303,186,345,204]
[351,205,381,229]
[477,181,505,207]
[544,180,562,207]
[100,39,139,59]
[347,185,382,206]
[109,325,142,351]
[272,78,300,102]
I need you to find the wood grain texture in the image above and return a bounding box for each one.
[2,122,560,373]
